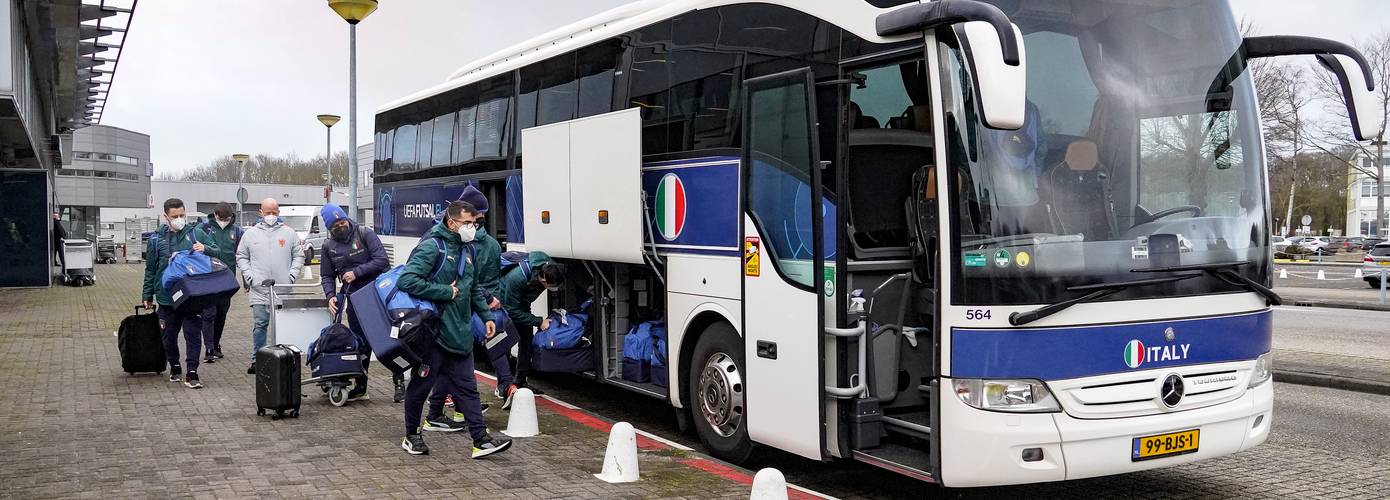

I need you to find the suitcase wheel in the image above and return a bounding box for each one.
[257,408,266,416]
[328,386,348,407]
[289,409,300,418]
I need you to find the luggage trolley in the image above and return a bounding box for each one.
[60,238,96,286]
[269,284,365,406]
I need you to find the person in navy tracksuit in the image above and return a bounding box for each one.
[318,204,395,401]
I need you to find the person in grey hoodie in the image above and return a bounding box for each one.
[235,198,305,373]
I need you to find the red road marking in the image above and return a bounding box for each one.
[470,372,822,498]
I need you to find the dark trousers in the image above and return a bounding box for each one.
[157,305,204,373]
[344,302,372,395]
[201,296,231,352]
[404,346,487,440]
[427,336,513,416]
[515,325,535,386]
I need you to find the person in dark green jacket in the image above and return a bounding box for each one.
[496,250,566,394]
[395,201,512,458]
[141,197,206,389]
[193,202,242,363]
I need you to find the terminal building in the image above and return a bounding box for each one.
[0,0,136,287]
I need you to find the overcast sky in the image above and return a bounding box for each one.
[99,0,1388,176]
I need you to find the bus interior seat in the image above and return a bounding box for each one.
[847,128,933,259]
[849,102,881,129]
[1042,139,1116,238]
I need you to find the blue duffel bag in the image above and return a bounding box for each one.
[471,310,518,361]
[162,251,238,312]
[309,291,365,379]
[622,321,655,383]
[649,320,669,388]
[351,238,457,374]
[533,309,589,350]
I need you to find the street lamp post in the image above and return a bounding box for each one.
[233,153,250,222]
[327,0,377,220]
[317,114,341,203]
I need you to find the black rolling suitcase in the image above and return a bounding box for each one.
[118,306,165,374]
[255,344,302,418]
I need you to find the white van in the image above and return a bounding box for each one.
[277,205,326,263]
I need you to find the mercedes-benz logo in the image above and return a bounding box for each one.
[1160,373,1185,408]
[1164,327,1176,342]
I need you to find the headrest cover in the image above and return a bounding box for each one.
[1065,140,1099,171]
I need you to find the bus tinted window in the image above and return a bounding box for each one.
[454,105,477,163]
[538,52,578,125]
[393,124,416,170]
[415,119,433,169]
[475,73,512,159]
[430,113,454,167]
[627,22,673,156]
[577,40,622,118]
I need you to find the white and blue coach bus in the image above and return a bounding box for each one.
[371,0,1382,487]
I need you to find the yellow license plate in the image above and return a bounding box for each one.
[1131,429,1199,461]
[1378,262,1390,267]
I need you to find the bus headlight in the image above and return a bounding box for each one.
[952,378,1060,413]
[1248,352,1272,388]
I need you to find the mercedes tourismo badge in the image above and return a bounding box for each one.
[1160,373,1186,408]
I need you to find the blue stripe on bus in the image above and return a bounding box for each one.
[949,310,1272,380]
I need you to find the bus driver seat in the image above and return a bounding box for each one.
[1042,139,1116,239]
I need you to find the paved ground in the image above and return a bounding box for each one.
[1268,306,1390,394]
[0,264,789,499]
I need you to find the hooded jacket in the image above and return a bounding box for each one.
[397,222,494,356]
[466,228,502,305]
[497,250,555,329]
[141,223,199,305]
[194,220,242,273]
[317,204,388,298]
[235,217,304,306]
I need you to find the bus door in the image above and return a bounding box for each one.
[741,68,829,460]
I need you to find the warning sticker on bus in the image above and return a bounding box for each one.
[745,237,761,277]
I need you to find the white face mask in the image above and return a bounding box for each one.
[216,219,230,229]
[168,217,187,231]
[262,215,278,226]
[457,223,477,243]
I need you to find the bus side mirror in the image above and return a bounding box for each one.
[1242,36,1385,141]
[876,0,1027,130]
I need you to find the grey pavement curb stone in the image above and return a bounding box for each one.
[1273,370,1390,396]
[1275,261,1364,268]
[1282,300,1390,312]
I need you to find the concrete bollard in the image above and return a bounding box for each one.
[1279,268,1288,279]
[594,422,640,483]
[1316,269,1325,280]
[502,388,539,437]
[1354,268,1363,279]
[750,468,790,500]
[301,264,313,282]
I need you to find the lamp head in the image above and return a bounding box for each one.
[232,153,250,165]
[317,114,341,127]
[328,0,377,24]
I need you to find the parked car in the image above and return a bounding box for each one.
[1365,241,1390,288]
[1271,235,1290,252]
[1362,237,1387,251]
[1341,237,1365,252]
[1302,236,1335,255]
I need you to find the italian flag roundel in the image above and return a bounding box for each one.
[1124,339,1146,368]
[655,173,687,240]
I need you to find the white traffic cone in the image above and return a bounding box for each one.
[502,388,539,437]
[594,421,640,483]
[301,264,313,282]
[1279,268,1288,279]
[1317,269,1326,280]
[1355,268,1364,279]
[750,468,790,500]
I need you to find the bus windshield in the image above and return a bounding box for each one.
[938,0,1269,306]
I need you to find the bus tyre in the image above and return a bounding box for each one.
[689,322,753,463]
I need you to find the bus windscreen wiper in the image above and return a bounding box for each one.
[1009,274,1202,326]
[1132,260,1282,306]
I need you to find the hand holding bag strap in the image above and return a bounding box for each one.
[332,281,350,324]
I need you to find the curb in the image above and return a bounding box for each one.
[1274,369,1390,396]
[1280,300,1390,312]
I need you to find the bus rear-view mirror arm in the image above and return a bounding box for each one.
[1243,35,1385,141]
[876,0,1027,131]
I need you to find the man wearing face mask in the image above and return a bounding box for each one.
[236,198,305,374]
[317,203,395,402]
[141,198,207,389]
[496,249,565,396]
[194,202,243,364]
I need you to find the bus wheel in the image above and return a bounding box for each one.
[689,322,753,463]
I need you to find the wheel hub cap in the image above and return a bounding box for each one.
[698,352,744,438]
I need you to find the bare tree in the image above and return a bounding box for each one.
[1308,31,1390,235]
[159,152,351,187]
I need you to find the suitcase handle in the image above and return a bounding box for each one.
[134,304,154,315]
